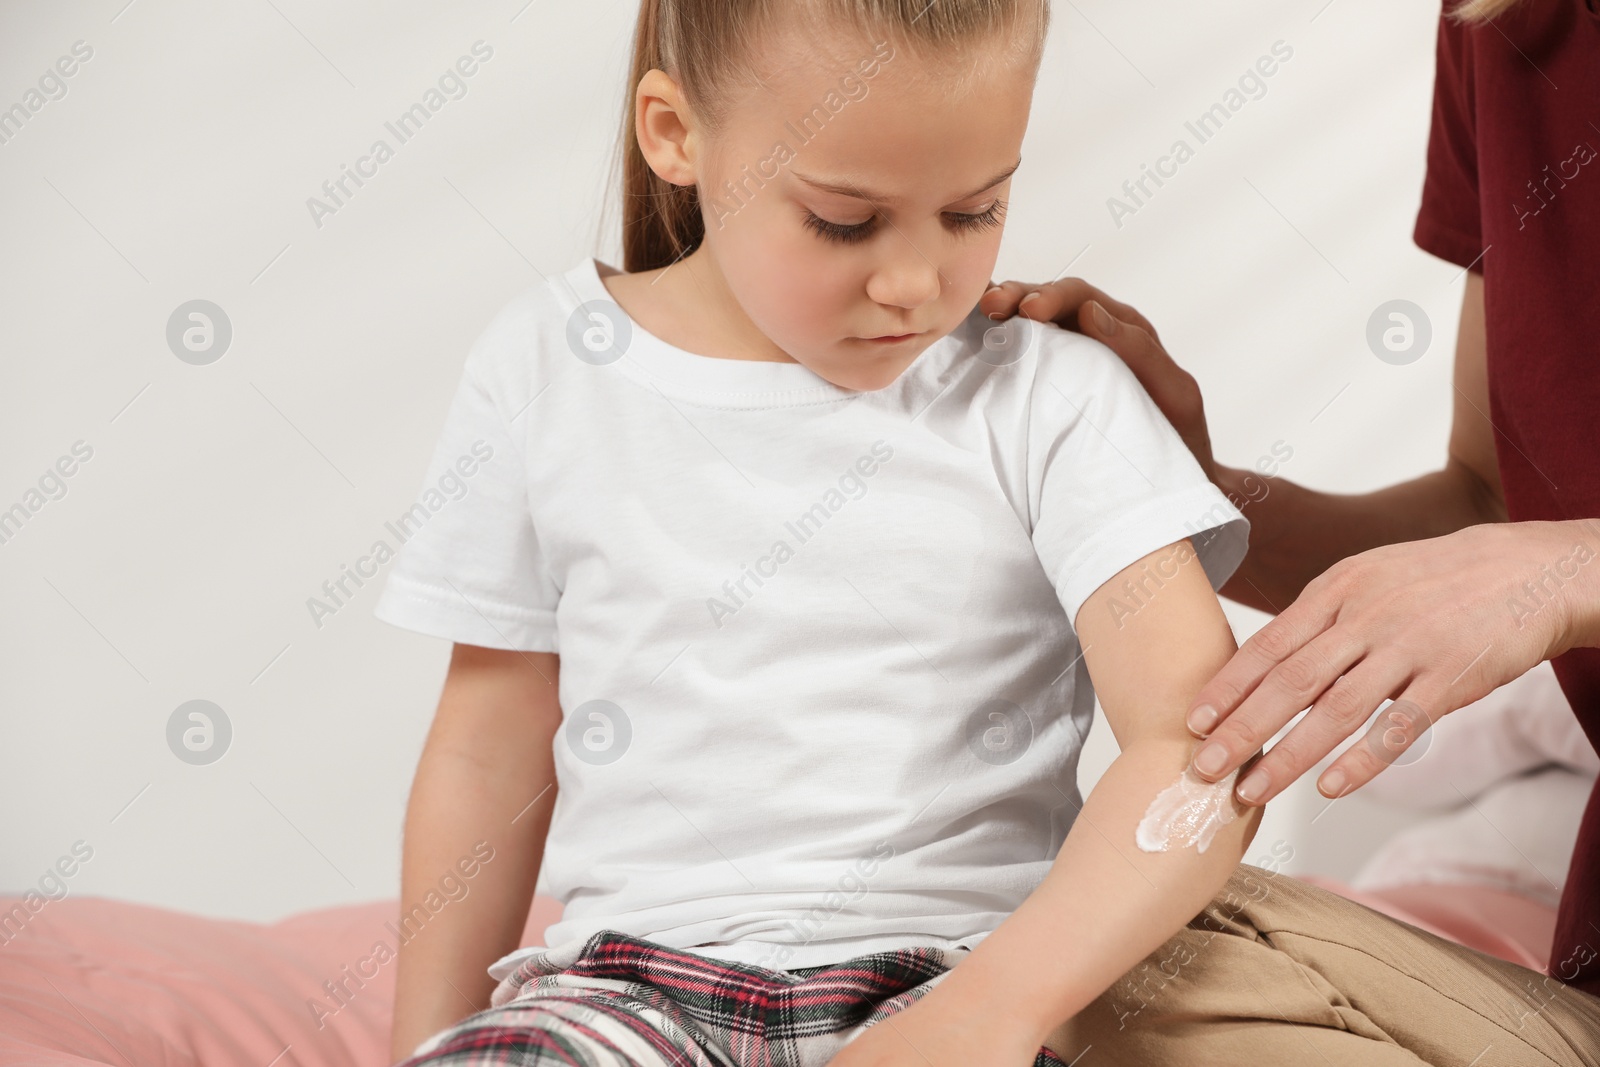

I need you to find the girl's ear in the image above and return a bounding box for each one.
[634,68,699,188]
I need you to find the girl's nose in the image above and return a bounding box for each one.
[864,247,943,311]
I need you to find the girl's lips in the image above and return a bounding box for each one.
[858,332,920,343]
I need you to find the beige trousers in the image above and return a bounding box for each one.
[1043,863,1600,1066]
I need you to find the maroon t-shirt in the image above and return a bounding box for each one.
[1413,0,1600,994]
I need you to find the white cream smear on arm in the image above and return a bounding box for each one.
[1136,765,1241,854]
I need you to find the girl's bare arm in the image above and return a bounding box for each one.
[909,538,1262,1049]
[940,537,1254,1036]
[389,644,562,1062]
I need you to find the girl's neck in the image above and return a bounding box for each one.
[598,245,799,365]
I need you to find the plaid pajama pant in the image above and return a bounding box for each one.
[400,928,1071,1067]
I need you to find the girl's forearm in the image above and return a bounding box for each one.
[389,747,555,1061]
[928,736,1263,1042]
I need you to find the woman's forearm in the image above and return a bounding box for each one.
[389,746,555,1060]
[1215,458,1505,614]
[927,736,1263,1041]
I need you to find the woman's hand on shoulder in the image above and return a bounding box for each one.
[980,277,1217,482]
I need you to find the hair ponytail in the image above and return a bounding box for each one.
[1450,0,1526,22]
[617,0,704,273]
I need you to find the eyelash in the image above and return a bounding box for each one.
[801,199,1008,245]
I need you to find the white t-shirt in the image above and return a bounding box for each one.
[373,256,1248,977]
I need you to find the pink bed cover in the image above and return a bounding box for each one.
[0,880,1554,1066]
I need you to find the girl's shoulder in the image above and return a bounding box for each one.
[454,261,603,401]
[938,302,1149,412]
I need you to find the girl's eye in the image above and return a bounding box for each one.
[800,199,1008,245]
[947,198,1008,234]
[801,211,876,245]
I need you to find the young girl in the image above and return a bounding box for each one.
[377,0,1265,1062]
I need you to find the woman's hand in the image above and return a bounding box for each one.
[823,990,1045,1067]
[1182,519,1599,805]
[979,278,1217,482]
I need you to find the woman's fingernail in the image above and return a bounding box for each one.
[1319,768,1347,797]
[984,284,1001,295]
[987,311,1005,321]
[1186,704,1218,735]
[1194,744,1228,776]
[1091,301,1118,335]
[1237,770,1270,804]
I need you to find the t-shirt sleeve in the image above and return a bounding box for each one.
[372,334,560,652]
[1413,11,1483,271]
[1026,330,1249,632]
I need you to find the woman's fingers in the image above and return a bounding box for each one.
[1228,661,1414,805]
[1317,691,1441,797]
[1183,522,1578,809]
[979,277,1156,338]
[1186,611,1352,788]
[979,280,1034,321]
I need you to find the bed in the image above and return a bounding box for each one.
[5,666,1588,1065]
[0,880,1561,1066]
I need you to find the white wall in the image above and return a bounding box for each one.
[0,0,1458,920]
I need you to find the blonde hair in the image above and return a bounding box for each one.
[1450,0,1525,22]
[607,0,1050,273]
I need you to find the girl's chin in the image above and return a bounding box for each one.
[814,366,903,392]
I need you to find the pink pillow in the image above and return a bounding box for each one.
[1293,875,1557,973]
[0,894,564,1066]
